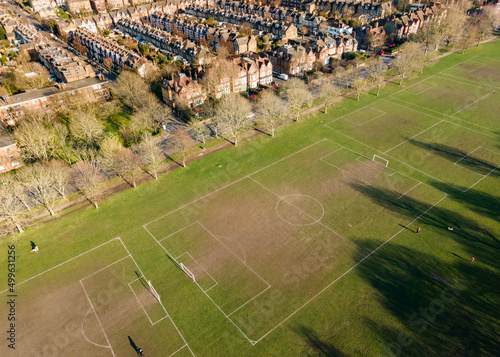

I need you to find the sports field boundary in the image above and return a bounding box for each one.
[143,138,449,345]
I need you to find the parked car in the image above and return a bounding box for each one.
[278,73,288,80]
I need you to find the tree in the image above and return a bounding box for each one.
[73,36,88,56]
[442,5,467,48]
[256,91,287,137]
[215,94,252,146]
[283,78,312,121]
[239,22,253,37]
[459,22,478,54]
[137,134,164,180]
[69,110,105,149]
[417,51,438,73]
[72,160,102,209]
[366,58,387,96]
[170,129,192,168]
[393,42,422,85]
[189,120,209,144]
[319,81,339,114]
[352,78,369,101]
[112,149,142,189]
[48,160,69,200]
[471,7,498,46]
[203,58,240,95]
[0,191,26,234]
[13,113,57,162]
[114,70,150,109]
[21,163,57,216]
[130,93,172,138]
[1,173,30,211]
[52,123,73,165]
[14,63,51,91]
[416,21,441,54]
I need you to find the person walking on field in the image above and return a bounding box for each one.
[416,228,421,233]
[471,257,475,263]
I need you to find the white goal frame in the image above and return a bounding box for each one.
[180,263,195,282]
[147,280,161,303]
[373,154,389,167]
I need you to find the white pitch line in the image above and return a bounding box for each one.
[451,91,493,117]
[383,120,444,154]
[0,238,120,296]
[80,255,130,281]
[252,193,448,344]
[464,164,500,192]
[80,280,116,357]
[159,222,198,243]
[81,308,112,349]
[227,285,272,317]
[247,176,370,255]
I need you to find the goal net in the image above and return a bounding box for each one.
[147,280,161,303]
[373,154,389,167]
[180,263,196,282]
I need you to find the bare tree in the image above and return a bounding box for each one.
[130,93,172,138]
[203,58,240,96]
[471,7,498,46]
[170,129,193,168]
[352,78,370,101]
[417,51,438,73]
[256,91,287,137]
[416,21,441,54]
[112,149,142,189]
[69,111,105,150]
[1,173,30,211]
[72,160,102,209]
[189,120,209,144]
[13,114,57,162]
[283,78,312,121]
[48,160,69,200]
[459,22,478,54]
[52,123,73,165]
[137,134,164,180]
[393,42,423,85]
[0,191,26,234]
[14,62,51,91]
[366,58,387,96]
[442,6,467,47]
[319,81,340,114]
[215,94,252,145]
[114,70,150,109]
[21,163,57,216]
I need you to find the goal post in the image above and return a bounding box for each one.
[180,263,195,282]
[373,154,389,167]
[147,280,161,303]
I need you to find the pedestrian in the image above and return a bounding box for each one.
[471,257,475,263]
[448,227,453,231]
[416,228,421,233]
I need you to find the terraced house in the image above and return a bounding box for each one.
[72,28,146,72]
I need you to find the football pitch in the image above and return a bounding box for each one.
[1,41,499,356]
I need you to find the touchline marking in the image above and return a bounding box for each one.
[0,238,120,296]
[80,281,116,357]
[383,120,444,154]
[80,255,130,281]
[252,193,448,344]
[159,222,198,243]
[451,91,493,117]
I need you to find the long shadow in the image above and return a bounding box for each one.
[294,325,346,356]
[128,336,139,353]
[431,181,500,224]
[355,239,500,356]
[408,139,500,177]
[348,182,500,251]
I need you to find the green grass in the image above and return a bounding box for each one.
[1,40,499,356]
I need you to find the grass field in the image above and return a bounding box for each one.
[1,40,499,356]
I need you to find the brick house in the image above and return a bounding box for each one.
[161,73,206,108]
[0,126,22,174]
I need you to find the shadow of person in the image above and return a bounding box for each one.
[128,336,139,352]
[30,241,37,250]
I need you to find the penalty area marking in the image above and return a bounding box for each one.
[143,138,448,345]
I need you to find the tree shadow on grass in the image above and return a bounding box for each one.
[356,239,500,356]
[293,325,347,356]
[430,181,500,224]
[408,139,500,177]
[348,182,500,252]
